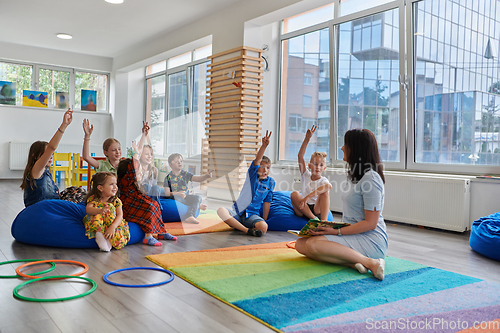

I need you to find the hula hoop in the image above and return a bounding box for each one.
[0,259,56,279]
[286,241,296,249]
[103,267,174,288]
[13,275,97,302]
[16,260,89,279]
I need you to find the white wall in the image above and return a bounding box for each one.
[0,43,114,178]
[0,41,112,72]
[0,106,112,178]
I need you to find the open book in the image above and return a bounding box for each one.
[288,219,350,237]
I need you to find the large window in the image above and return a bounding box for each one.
[38,68,70,108]
[75,71,108,111]
[413,0,500,166]
[337,9,400,161]
[280,28,330,161]
[145,45,211,158]
[279,0,500,173]
[0,60,109,111]
[146,75,166,156]
[167,71,188,155]
[0,61,33,105]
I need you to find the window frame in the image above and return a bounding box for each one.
[0,58,110,112]
[405,0,500,175]
[144,50,210,159]
[277,0,406,170]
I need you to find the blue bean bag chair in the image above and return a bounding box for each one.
[264,191,333,231]
[470,212,500,261]
[159,197,199,222]
[11,200,144,249]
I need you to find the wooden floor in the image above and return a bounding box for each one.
[0,179,499,333]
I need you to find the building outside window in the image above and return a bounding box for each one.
[279,0,500,172]
[145,46,211,158]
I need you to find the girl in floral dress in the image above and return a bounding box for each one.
[83,172,130,251]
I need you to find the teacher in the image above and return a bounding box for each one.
[295,128,388,280]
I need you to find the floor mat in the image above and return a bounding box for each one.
[147,242,500,332]
[164,209,232,236]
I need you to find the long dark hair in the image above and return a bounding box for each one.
[20,141,48,190]
[344,128,385,184]
[86,172,117,203]
[117,158,140,192]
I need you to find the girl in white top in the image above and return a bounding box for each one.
[291,125,332,221]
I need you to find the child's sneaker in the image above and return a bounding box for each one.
[143,236,162,246]
[158,232,177,241]
[247,228,263,237]
[309,217,321,222]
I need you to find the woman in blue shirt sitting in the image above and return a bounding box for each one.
[295,128,388,280]
[21,108,73,207]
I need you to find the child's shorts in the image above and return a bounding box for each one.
[227,209,265,229]
[307,203,321,217]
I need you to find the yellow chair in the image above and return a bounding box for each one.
[51,152,72,188]
[72,153,88,188]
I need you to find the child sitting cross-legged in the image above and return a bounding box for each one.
[163,153,213,224]
[217,131,275,237]
[83,172,130,252]
[291,125,333,222]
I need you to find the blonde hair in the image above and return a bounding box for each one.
[103,138,120,152]
[310,151,327,163]
[141,145,158,181]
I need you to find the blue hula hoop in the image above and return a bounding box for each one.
[103,267,174,288]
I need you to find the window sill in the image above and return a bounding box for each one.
[0,104,110,114]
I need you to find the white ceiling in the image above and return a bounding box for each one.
[0,0,244,59]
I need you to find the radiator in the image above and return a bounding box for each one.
[383,174,471,232]
[9,141,102,170]
[323,169,471,232]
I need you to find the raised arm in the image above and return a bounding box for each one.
[32,108,73,179]
[254,130,272,166]
[82,119,100,169]
[135,121,150,158]
[298,125,317,174]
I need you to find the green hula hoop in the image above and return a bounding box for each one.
[13,275,97,302]
[0,259,57,279]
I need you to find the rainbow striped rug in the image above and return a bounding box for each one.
[147,242,500,332]
[165,209,232,236]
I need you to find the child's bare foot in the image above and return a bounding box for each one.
[199,204,208,211]
[184,216,200,224]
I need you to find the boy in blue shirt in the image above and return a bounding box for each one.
[217,131,275,237]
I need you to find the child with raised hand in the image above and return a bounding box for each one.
[130,123,162,203]
[82,119,122,174]
[291,125,332,222]
[117,158,176,246]
[136,144,162,199]
[83,172,130,252]
[164,153,213,224]
[21,108,74,207]
[217,130,275,237]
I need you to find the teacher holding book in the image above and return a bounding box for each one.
[295,129,388,281]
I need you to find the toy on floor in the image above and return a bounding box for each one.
[103,267,174,287]
[13,275,97,302]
